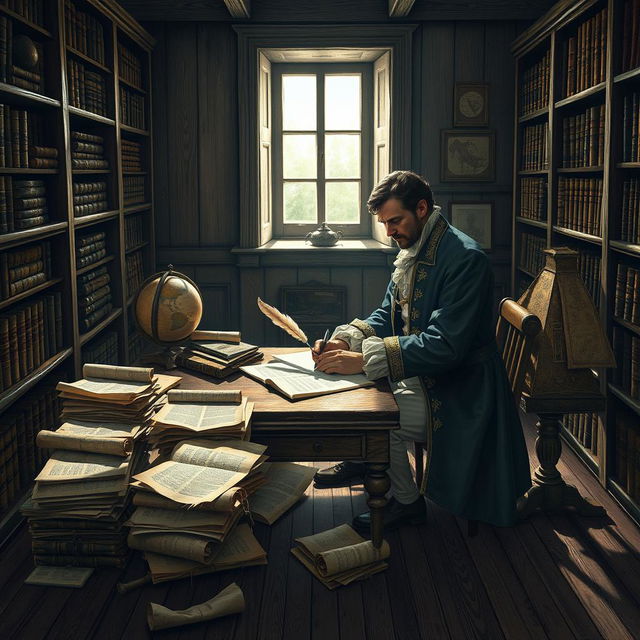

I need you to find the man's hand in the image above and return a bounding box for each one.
[314,349,364,375]
[311,338,348,360]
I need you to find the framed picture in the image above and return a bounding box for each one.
[441,129,495,182]
[450,202,493,251]
[454,83,489,126]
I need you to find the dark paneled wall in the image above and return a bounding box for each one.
[147,18,524,342]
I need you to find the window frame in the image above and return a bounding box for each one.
[272,62,373,238]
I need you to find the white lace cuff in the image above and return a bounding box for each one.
[330,324,365,352]
[362,336,390,380]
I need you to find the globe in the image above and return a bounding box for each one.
[134,268,203,344]
[13,35,39,71]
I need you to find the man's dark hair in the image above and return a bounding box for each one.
[366,170,434,215]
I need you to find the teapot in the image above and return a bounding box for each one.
[305,222,343,247]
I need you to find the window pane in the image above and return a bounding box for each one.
[325,134,360,178]
[283,135,317,179]
[284,182,317,223]
[283,75,316,130]
[325,75,360,130]
[326,182,360,224]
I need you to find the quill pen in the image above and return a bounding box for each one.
[257,298,310,347]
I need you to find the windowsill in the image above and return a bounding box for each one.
[232,238,397,253]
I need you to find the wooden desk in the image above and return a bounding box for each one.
[173,348,399,548]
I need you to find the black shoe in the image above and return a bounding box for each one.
[352,496,426,534]
[313,461,366,488]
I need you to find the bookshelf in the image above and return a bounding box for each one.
[0,0,154,537]
[512,0,640,525]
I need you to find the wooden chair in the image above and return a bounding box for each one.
[414,297,542,536]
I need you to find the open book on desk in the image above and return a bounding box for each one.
[240,350,374,401]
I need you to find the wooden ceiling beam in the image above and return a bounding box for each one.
[388,0,415,17]
[223,0,250,18]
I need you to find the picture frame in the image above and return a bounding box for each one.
[441,129,495,182]
[454,82,489,127]
[450,202,493,251]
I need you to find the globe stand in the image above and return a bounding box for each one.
[133,266,202,368]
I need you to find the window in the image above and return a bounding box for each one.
[272,64,372,237]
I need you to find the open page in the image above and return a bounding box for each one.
[170,439,266,473]
[132,487,244,512]
[250,462,315,525]
[147,582,244,632]
[57,420,141,439]
[36,430,132,457]
[240,360,373,400]
[35,450,130,483]
[153,399,246,431]
[57,377,154,400]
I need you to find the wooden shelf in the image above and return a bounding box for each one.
[613,316,640,337]
[79,308,122,346]
[125,240,149,255]
[0,222,68,250]
[616,162,640,169]
[68,105,115,126]
[119,77,146,95]
[552,226,602,245]
[516,216,547,229]
[556,166,604,173]
[74,210,119,229]
[72,169,111,175]
[122,171,148,176]
[518,106,549,123]
[0,6,52,38]
[613,66,640,84]
[0,167,58,174]
[120,123,149,137]
[554,82,606,108]
[518,169,549,175]
[0,348,72,414]
[66,46,112,74]
[608,384,640,418]
[123,203,151,215]
[0,277,63,311]
[610,240,640,258]
[0,83,60,108]
[75,254,115,276]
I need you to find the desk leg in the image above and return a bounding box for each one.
[365,462,389,549]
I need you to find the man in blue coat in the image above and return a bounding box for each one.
[313,171,531,534]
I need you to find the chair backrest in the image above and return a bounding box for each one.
[495,297,542,400]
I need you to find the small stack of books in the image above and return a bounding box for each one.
[0,240,51,300]
[72,180,108,218]
[0,177,49,233]
[121,138,142,172]
[70,131,108,170]
[77,264,112,332]
[176,330,263,379]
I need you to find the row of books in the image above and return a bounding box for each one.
[521,122,548,171]
[614,264,640,326]
[519,176,547,221]
[118,42,143,90]
[125,249,143,299]
[123,174,145,205]
[622,92,640,163]
[121,138,142,172]
[0,177,48,233]
[77,264,113,332]
[621,0,640,74]
[0,291,63,392]
[0,106,57,169]
[0,381,58,511]
[0,239,50,300]
[614,405,640,502]
[81,329,118,366]
[75,228,107,269]
[73,179,108,217]
[576,249,601,309]
[125,214,144,250]
[519,50,550,117]
[1,0,45,26]
[562,7,607,98]
[120,86,145,130]
[68,58,108,117]
[621,177,640,245]
[71,130,108,170]
[556,177,602,236]
[561,104,605,168]
[518,231,546,276]
[0,21,44,93]
[64,0,106,65]
[612,326,640,400]
[563,412,599,459]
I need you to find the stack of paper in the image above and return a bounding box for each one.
[126,438,269,580]
[291,524,390,589]
[147,389,253,454]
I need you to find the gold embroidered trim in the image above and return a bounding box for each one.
[417,267,428,282]
[424,214,448,265]
[383,336,404,382]
[349,318,376,338]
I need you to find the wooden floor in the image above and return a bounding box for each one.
[1,416,640,640]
